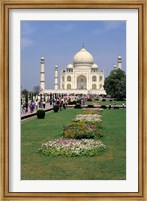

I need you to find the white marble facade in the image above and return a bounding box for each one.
[41,47,108,95]
[60,47,105,92]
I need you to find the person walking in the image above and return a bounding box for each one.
[59,99,63,111]
[43,100,46,109]
[35,100,38,111]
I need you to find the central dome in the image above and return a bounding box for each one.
[73,48,94,65]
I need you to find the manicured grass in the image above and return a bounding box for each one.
[85,100,125,105]
[21,108,126,180]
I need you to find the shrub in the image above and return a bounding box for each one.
[68,101,77,105]
[87,98,92,101]
[53,104,59,112]
[114,106,119,109]
[63,103,66,109]
[87,105,94,108]
[74,103,81,109]
[94,98,99,101]
[37,109,45,119]
[100,105,107,109]
[75,132,94,139]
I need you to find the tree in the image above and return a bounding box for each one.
[21,89,29,95]
[33,85,41,95]
[104,69,126,100]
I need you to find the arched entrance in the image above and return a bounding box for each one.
[77,75,87,89]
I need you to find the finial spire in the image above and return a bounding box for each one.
[82,43,84,48]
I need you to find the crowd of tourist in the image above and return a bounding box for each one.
[21,94,126,114]
[21,96,74,114]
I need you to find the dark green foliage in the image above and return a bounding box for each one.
[87,105,94,108]
[33,85,41,95]
[25,94,28,104]
[68,101,77,105]
[21,89,29,95]
[114,106,119,109]
[87,98,92,101]
[37,109,45,119]
[101,105,107,109]
[74,103,81,109]
[75,133,94,139]
[104,69,126,101]
[53,104,59,112]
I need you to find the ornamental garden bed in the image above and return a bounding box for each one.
[21,109,126,180]
[38,109,105,157]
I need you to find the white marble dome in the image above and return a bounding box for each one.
[92,63,98,68]
[73,48,94,65]
[67,64,73,68]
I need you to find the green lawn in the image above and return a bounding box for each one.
[21,108,126,180]
[85,100,126,105]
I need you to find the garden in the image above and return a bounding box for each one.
[21,108,126,180]
[38,108,105,157]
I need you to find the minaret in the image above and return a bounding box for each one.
[117,56,122,69]
[54,65,58,90]
[40,57,45,91]
[113,64,117,70]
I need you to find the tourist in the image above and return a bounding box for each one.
[25,102,28,113]
[35,100,38,110]
[122,102,125,109]
[109,102,111,109]
[52,99,55,106]
[50,99,52,106]
[21,103,23,114]
[59,99,63,111]
[32,101,35,112]
[64,98,68,109]
[81,99,84,106]
[43,100,46,109]
[30,102,33,113]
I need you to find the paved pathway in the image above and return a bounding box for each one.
[21,103,126,120]
[21,103,53,120]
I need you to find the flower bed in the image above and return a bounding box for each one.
[75,114,101,122]
[38,138,106,157]
[38,109,106,157]
[82,109,101,114]
[62,121,102,139]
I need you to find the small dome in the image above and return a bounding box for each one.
[73,48,94,65]
[118,55,121,59]
[92,63,98,68]
[67,64,73,68]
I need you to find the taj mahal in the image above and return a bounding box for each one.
[39,46,122,95]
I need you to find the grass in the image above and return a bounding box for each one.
[85,100,125,105]
[21,108,126,180]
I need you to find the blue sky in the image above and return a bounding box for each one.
[21,21,126,91]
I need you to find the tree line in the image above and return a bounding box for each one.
[104,69,126,101]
